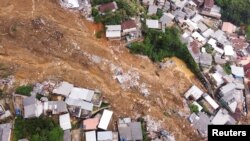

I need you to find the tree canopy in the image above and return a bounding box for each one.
[91,0,139,25]
[130,27,201,77]
[216,0,250,25]
[14,117,63,141]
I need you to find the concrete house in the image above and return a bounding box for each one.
[147,5,158,15]
[118,118,143,141]
[211,109,236,125]
[188,112,210,137]
[43,101,68,115]
[52,81,74,97]
[222,22,236,34]
[99,1,118,14]
[121,20,137,35]
[160,13,175,28]
[23,96,43,118]
[105,25,121,40]
[0,123,12,141]
[146,19,160,29]
[203,0,214,12]
[69,87,94,102]
[199,53,212,68]
[98,110,113,130]
[184,85,203,100]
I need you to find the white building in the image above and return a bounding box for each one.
[59,113,72,130]
[105,25,121,40]
[98,110,113,130]
[146,19,160,29]
[184,85,203,100]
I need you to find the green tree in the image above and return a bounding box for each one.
[15,85,33,96]
[216,0,250,25]
[189,104,199,113]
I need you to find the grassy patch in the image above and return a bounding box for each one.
[15,85,33,96]
[222,63,232,74]
[14,116,63,141]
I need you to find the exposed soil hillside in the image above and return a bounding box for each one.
[0,0,204,140]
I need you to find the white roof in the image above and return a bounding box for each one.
[191,32,206,44]
[220,83,236,95]
[228,101,237,113]
[98,110,113,130]
[191,14,203,23]
[59,113,72,130]
[231,65,244,77]
[186,19,198,31]
[203,94,219,110]
[164,12,175,19]
[212,72,224,86]
[211,109,236,125]
[192,101,203,112]
[224,45,234,56]
[86,131,97,141]
[97,131,113,140]
[146,19,160,29]
[69,87,94,102]
[207,38,224,54]
[184,85,203,100]
[53,81,74,97]
[106,25,121,31]
[65,98,93,111]
[106,31,121,38]
[64,0,80,8]
[202,29,214,38]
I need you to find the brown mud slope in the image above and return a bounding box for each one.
[0,0,203,140]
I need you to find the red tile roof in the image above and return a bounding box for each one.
[99,2,117,13]
[190,41,200,54]
[245,63,250,78]
[230,36,249,50]
[121,20,137,30]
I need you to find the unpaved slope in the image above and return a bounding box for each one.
[0,0,203,140]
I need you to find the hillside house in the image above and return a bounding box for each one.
[105,25,121,40]
[98,2,118,14]
[65,98,93,118]
[146,19,161,29]
[199,53,212,68]
[86,131,96,141]
[222,22,236,34]
[0,123,12,141]
[187,40,201,63]
[121,20,137,35]
[59,113,72,130]
[160,13,175,28]
[118,118,143,141]
[69,87,94,102]
[184,85,203,100]
[203,0,214,12]
[83,117,100,131]
[231,65,244,78]
[43,101,68,115]
[148,5,158,15]
[211,109,236,125]
[23,96,43,118]
[53,81,74,97]
[98,110,113,130]
[188,112,210,137]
